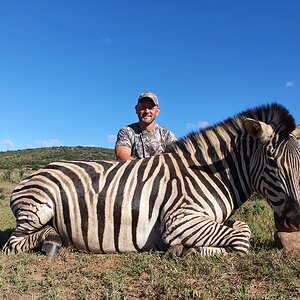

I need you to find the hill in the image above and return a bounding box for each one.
[0,146,115,169]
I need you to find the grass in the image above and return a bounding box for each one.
[0,242,299,299]
[1,185,299,299]
[0,147,299,299]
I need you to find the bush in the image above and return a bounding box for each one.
[2,170,12,181]
[0,188,5,200]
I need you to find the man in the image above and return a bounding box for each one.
[115,92,176,160]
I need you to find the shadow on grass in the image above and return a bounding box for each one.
[0,228,13,248]
[251,238,278,251]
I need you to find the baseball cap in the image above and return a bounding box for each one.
[137,92,159,107]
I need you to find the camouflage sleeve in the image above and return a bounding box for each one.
[115,127,134,148]
[165,130,176,146]
[160,128,176,153]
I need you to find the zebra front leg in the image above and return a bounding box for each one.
[163,215,251,256]
[167,245,227,257]
[3,224,62,258]
[168,220,251,257]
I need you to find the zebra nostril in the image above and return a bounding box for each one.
[274,210,300,232]
[275,212,289,231]
[291,213,300,230]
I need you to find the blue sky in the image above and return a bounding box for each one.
[0,0,299,151]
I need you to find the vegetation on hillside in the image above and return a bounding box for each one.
[0,146,115,170]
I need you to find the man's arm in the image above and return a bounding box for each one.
[115,127,135,160]
[115,145,135,160]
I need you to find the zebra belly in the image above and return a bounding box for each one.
[53,208,163,253]
[55,221,162,253]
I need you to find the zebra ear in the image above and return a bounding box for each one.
[291,125,300,140]
[243,118,274,144]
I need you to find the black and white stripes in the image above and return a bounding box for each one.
[3,103,300,256]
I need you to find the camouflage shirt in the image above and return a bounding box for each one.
[115,123,176,159]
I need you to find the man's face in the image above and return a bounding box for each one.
[135,98,160,125]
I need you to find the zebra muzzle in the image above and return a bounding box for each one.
[274,213,300,232]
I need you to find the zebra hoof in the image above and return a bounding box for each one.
[42,242,60,258]
[167,244,185,257]
[185,247,201,257]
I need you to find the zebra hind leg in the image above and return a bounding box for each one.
[3,197,63,257]
[3,224,62,258]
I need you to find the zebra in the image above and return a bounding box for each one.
[3,103,300,257]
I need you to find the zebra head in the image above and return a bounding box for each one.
[244,112,300,232]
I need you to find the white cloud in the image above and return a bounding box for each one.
[35,139,63,147]
[0,139,14,149]
[101,38,111,44]
[106,134,117,144]
[186,123,197,129]
[285,81,296,88]
[186,121,209,130]
[198,121,209,129]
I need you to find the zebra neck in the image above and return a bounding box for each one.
[173,134,253,210]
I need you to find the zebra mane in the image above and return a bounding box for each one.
[170,103,296,160]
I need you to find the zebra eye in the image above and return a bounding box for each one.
[267,157,277,168]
